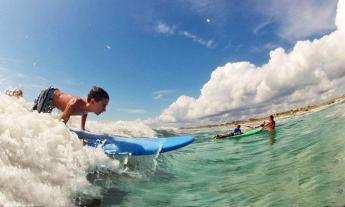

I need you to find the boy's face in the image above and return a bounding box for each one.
[92,98,109,115]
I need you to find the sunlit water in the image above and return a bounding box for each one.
[97,102,345,207]
[1,95,345,206]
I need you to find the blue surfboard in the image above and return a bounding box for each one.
[71,130,194,156]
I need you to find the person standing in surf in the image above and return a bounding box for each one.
[33,86,109,130]
[5,88,23,98]
[256,115,275,133]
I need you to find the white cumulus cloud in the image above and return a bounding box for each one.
[337,0,345,30]
[156,0,345,125]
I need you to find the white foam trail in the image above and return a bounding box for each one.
[0,95,120,206]
[67,117,157,138]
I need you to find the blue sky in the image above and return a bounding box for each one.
[0,0,341,124]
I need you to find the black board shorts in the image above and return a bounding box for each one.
[32,87,57,113]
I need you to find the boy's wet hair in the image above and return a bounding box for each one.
[87,86,109,102]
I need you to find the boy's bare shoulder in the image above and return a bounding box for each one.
[65,97,87,115]
[68,96,86,106]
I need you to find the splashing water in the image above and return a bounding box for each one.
[0,95,121,206]
[67,117,157,138]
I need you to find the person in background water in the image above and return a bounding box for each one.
[256,115,275,133]
[5,89,23,98]
[214,125,243,139]
[32,86,109,131]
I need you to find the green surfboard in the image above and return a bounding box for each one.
[230,128,262,138]
[215,128,263,139]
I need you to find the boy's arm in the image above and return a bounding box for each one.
[81,114,87,131]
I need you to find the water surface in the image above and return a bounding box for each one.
[92,102,345,206]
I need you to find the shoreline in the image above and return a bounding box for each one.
[180,94,345,132]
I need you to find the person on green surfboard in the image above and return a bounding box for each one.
[214,125,243,139]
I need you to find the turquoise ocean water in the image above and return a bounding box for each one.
[84,102,345,207]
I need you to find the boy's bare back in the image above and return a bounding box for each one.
[52,89,88,116]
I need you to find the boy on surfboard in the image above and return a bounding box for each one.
[214,125,243,139]
[33,86,109,130]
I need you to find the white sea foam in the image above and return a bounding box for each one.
[67,119,157,138]
[0,95,121,206]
